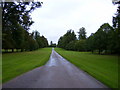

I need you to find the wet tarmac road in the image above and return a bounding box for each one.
[3,48,108,88]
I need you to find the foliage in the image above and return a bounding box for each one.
[2,2,48,52]
[86,33,94,52]
[77,27,86,40]
[74,40,87,51]
[112,0,120,54]
[33,31,48,48]
[65,41,76,50]
[49,41,56,47]
[58,23,119,54]
[58,29,76,49]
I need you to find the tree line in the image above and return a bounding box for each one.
[49,41,56,47]
[58,23,119,54]
[2,2,48,52]
[58,1,120,54]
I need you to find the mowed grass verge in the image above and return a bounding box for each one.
[55,48,118,88]
[2,48,52,83]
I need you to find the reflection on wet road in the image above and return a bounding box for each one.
[3,48,108,88]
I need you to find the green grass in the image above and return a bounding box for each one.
[2,48,52,83]
[55,48,118,88]
[2,49,22,52]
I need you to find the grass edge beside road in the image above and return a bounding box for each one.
[2,48,52,83]
[55,48,118,88]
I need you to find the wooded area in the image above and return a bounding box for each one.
[2,2,48,52]
[1,1,120,54]
[58,1,120,54]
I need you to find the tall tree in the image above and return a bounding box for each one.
[93,23,114,54]
[32,31,48,48]
[2,1,42,51]
[50,41,53,46]
[112,0,120,54]
[57,29,76,49]
[86,33,95,53]
[78,27,86,40]
[58,36,63,48]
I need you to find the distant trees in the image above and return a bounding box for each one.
[78,27,86,40]
[2,1,48,52]
[33,31,48,48]
[58,23,119,54]
[49,41,56,47]
[58,29,76,49]
[75,27,87,51]
[58,28,87,51]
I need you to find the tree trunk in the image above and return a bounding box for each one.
[111,50,112,54]
[21,49,23,52]
[12,49,14,52]
[92,50,93,54]
[5,49,8,53]
[99,49,101,54]
[16,49,18,52]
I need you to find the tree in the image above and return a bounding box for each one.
[94,28,106,54]
[75,40,86,51]
[112,0,120,54]
[78,27,86,40]
[86,33,95,53]
[33,30,42,48]
[32,31,48,48]
[58,36,64,48]
[112,0,120,29]
[12,24,25,52]
[2,2,42,31]
[34,30,40,40]
[101,23,115,54]
[2,1,42,51]
[93,23,114,54]
[50,41,53,46]
[49,41,56,47]
[65,41,76,51]
[57,29,76,49]
[107,27,116,53]
[40,36,48,47]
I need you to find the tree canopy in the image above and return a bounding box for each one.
[2,1,48,52]
[57,23,119,54]
[77,27,86,40]
[58,30,76,49]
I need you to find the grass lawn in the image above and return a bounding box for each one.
[2,48,52,83]
[55,48,118,88]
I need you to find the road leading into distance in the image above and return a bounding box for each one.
[3,48,108,88]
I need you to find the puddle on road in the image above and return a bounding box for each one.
[47,58,56,67]
[46,48,69,67]
[46,50,57,67]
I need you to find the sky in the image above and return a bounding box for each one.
[30,0,117,44]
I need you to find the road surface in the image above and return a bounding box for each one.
[3,48,108,88]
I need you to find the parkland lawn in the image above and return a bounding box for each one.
[2,48,52,83]
[55,48,118,88]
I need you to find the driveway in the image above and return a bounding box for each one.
[3,48,108,88]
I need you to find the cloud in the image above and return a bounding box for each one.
[30,0,117,44]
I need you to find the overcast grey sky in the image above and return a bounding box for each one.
[30,0,117,44]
